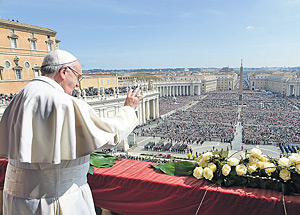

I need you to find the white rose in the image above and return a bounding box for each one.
[193,167,204,179]
[257,161,266,169]
[296,164,300,174]
[259,155,269,163]
[278,157,291,168]
[288,153,300,165]
[203,167,214,180]
[202,152,213,161]
[198,158,209,168]
[208,162,217,173]
[236,164,247,176]
[264,162,276,176]
[222,164,231,176]
[248,154,258,163]
[228,157,239,166]
[279,168,291,181]
[247,162,257,174]
[251,148,262,158]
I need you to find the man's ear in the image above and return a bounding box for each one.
[59,66,68,80]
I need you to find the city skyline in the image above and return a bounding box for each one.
[1,0,300,70]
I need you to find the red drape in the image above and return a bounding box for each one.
[0,158,7,190]
[0,158,299,215]
[88,159,300,215]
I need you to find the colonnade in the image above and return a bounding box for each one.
[86,91,160,125]
[153,81,201,97]
[287,83,300,97]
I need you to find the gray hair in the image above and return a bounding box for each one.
[41,61,77,77]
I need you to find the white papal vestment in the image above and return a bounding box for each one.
[0,76,139,215]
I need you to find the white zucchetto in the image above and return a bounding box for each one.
[42,49,77,67]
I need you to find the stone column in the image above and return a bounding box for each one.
[138,102,143,125]
[145,100,150,121]
[149,99,155,120]
[142,101,146,124]
[155,98,160,118]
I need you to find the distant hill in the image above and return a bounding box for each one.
[83,66,300,74]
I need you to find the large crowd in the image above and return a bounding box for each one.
[241,91,300,146]
[158,96,199,115]
[72,86,130,97]
[0,93,15,104]
[138,89,300,155]
[141,92,238,147]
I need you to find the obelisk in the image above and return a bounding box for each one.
[238,59,243,105]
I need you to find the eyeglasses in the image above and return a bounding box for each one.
[68,66,83,82]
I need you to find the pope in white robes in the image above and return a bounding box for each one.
[0,49,144,215]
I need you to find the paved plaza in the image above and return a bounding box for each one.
[128,101,282,159]
[129,128,281,160]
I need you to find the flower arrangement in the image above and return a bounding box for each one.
[152,148,300,195]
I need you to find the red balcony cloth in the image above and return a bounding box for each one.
[88,159,300,215]
[0,158,299,215]
[0,158,7,190]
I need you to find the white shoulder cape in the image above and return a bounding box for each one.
[0,76,138,164]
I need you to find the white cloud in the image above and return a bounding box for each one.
[287,0,300,4]
[246,26,254,30]
[209,10,222,16]
[180,12,193,18]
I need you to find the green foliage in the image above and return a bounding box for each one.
[89,152,121,173]
[152,162,176,176]
[152,161,197,176]
[88,166,94,175]
[174,161,196,176]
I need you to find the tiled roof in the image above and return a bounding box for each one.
[0,19,56,36]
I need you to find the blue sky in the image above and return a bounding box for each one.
[1,0,300,69]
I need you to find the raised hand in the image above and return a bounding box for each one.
[124,87,145,109]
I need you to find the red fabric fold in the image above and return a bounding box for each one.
[0,158,299,215]
[88,159,300,215]
[0,158,7,190]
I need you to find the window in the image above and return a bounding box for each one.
[10,38,17,48]
[46,37,54,51]
[101,80,104,85]
[31,41,37,50]
[15,69,21,79]
[4,61,11,68]
[0,67,3,80]
[24,62,30,69]
[47,43,52,51]
[34,69,40,77]
[107,80,110,84]
[10,29,14,33]
[30,33,34,37]
[113,79,116,84]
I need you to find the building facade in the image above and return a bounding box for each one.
[0,19,59,94]
[248,71,300,96]
[216,73,237,91]
[81,73,118,89]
